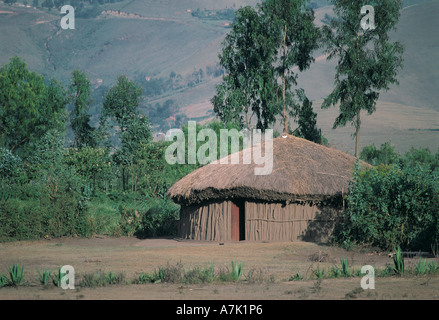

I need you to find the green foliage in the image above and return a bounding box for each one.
[415,258,428,275]
[212,5,279,130]
[0,58,247,243]
[340,258,351,277]
[102,74,143,133]
[261,0,320,134]
[7,264,24,286]
[291,89,323,144]
[37,269,52,286]
[0,56,67,159]
[392,246,404,275]
[231,261,244,282]
[0,147,23,180]
[69,70,96,148]
[289,271,303,281]
[0,274,7,288]
[213,0,320,132]
[313,266,325,279]
[137,198,179,238]
[360,141,399,166]
[321,0,404,155]
[334,150,439,251]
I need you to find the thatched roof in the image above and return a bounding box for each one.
[168,134,370,205]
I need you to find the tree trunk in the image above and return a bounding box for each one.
[283,76,288,135]
[282,24,288,136]
[355,112,361,158]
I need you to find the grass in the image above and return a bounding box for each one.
[392,247,405,275]
[37,269,52,286]
[79,270,126,287]
[1,256,439,290]
[7,264,24,286]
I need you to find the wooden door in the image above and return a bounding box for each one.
[231,202,240,241]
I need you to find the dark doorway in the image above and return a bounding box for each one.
[231,201,245,241]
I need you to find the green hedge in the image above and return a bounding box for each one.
[334,161,439,252]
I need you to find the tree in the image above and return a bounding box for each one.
[211,6,279,130]
[69,70,96,148]
[102,75,143,133]
[321,0,404,157]
[292,89,322,143]
[260,0,320,135]
[102,75,148,191]
[0,57,67,159]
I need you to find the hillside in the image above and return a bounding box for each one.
[0,0,438,154]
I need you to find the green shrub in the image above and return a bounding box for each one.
[334,158,439,251]
[137,198,179,238]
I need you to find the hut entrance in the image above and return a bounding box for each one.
[231,201,245,241]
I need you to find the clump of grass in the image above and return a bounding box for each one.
[330,265,341,278]
[245,267,265,283]
[289,271,303,281]
[340,258,351,277]
[135,272,159,284]
[7,264,24,286]
[415,259,429,275]
[37,269,52,286]
[0,274,8,288]
[52,267,66,287]
[231,261,243,282]
[314,266,325,279]
[392,246,404,275]
[428,261,439,274]
[80,271,106,288]
[154,261,184,283]
[183,264,215,284]
[79,270,125,287]
[105,271,126,285]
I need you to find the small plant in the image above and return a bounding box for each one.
[105,271,125,285]
[0,274,8,288]
[289,271,303,281]
[153,262,184,283]
[379,265,393,277]
[231,261,243,282]
[330,265,341,278]
[428,261,439,274]
[52,267,66,287]
[80,271,106,288]
[136,272,159,284]
[392,246,404,275]
[340,258,351,277]
[415,259,429,275]
[184,264,215,284]
[314,266,325,279]
[37,269,52,286]
[7,264,24,286]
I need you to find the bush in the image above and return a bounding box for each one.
[137,198,179,238]
[334,159,439,251]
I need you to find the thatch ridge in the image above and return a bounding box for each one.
[168,134,370,205]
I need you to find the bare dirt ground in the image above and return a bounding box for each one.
[0,237,438,300]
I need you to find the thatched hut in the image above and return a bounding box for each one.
[168,134,368,242]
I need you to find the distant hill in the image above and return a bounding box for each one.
[0,0,437,153]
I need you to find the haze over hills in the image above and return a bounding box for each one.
[0,0,438,154]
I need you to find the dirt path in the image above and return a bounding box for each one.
[0,237,438,300]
